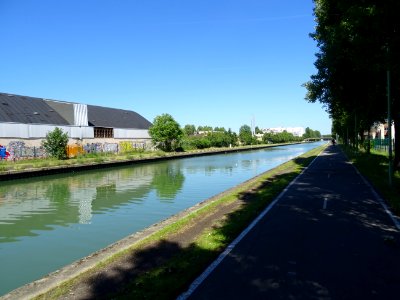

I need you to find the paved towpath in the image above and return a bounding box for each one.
[179,145,400,300]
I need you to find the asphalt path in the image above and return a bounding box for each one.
[179,145,400,300]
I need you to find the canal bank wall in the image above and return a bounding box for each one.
[0,143,302,181]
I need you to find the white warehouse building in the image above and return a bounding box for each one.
[0,92,152,148]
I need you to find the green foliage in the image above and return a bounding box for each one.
[149,114,183,152]
[42,127,69,160]
[182,129,238,150]
[255,126,263,134]
[263,131,301,144]
[182,135,212,150]
[183,124,196,136]
[239,125,254,145]
[305,0,400,168]
[207,131,233,147]
[302,127,322,139]
[197,125,213,132]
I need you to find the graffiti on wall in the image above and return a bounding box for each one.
[6,141,46,159]
[2,140,151,160]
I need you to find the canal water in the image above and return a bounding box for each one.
[0,142,325,295]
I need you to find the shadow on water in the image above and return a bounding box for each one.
[64,155,319,299]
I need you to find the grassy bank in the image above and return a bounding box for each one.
[34,144,326,300]
[342,146,400,214]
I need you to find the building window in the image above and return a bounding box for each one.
[94,127,114,138]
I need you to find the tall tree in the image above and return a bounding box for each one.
[149,114,183,152]
[305,0,400,168]
[255,126,263,134]
[183,124,196,136]
[239,125,254,145]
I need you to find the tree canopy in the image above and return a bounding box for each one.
[183,124,196,136]
[303,127,322,139]
[239,125,254,145]
[304,0,400,168]
[149,114,183,152]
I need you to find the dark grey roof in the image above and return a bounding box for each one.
[87,105,152,129]
[0,93,70,125]
[0,93,152,129]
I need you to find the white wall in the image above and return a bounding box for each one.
[114,128,150,139]
[0,123,94,139]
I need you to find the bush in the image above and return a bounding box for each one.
[42,127,69,160]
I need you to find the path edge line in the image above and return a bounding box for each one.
[349,159,400,231]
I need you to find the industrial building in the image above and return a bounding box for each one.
[0,93,152,158]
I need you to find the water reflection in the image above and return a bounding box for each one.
[0,161,185,243]
[151,164,185,201]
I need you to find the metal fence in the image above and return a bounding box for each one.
[371,138,395,152]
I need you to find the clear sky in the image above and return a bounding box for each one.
[0,0,331,134]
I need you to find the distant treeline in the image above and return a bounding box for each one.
[181,124,321,150]
[149,114,322,152]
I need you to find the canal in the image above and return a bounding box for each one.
[0,142,325,295]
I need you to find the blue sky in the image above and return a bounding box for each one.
[0,0,331,134]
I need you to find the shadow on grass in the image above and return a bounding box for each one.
[76,154,319,299]
[342,146,400,214]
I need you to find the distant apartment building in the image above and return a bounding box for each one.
[263,127,305,137]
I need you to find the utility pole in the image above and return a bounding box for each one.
[251,115,255,136]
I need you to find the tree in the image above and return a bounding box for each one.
[149,114,183,152]
[255,126,263,134]
[197,125,213,132]
[305,0,400,168]
[183,124,196,136]
[42,127,69,160]
[303,127,322,139]
[239,125,254,145]
[262,132,274,144]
